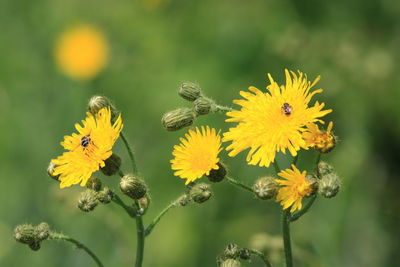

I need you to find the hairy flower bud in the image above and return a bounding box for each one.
[47,161,60,181]
[317,161,334,177]
[306,174,318,195]
[14,224,35,245]
[86,177,102,191]
[34,223,50,241]
[77,190,99,212]
[97,187,114,204]
[190,183,212,203]
[119,174,147,200]
[221,259,241,267]
[178,194,191,206]
[87,95,115,114]
[194,97,216,115]
[224,243,240,259]
[178,82,201,101]
[101,153,121,176]
[238,248,251,260]
[161,107,195,131]
[253,177,278,200]
[28,242,41,251]
[207,162,227,183]
[318,173,340,198]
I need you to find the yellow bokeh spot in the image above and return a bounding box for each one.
[55,25,108,81]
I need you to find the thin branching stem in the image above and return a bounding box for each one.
[214,104,234,113]
[112,194,136,218]
[226,176,253,193]
[145,197,181,236]
[290,194,317,222]
[120,132,138,175]
[249,249,273,267]
[50,233,104,267]
[282,210,293,267]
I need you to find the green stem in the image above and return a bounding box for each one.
[112,194,136,218]
[145,199,180,236]
[292,155,299,165]
[282,210,293,267]
[273,161,281,174]
[49,233,104,267]
[120,132,138,175]
[134,200,145,267]
[214,104,234,113]
[290,194,317,222]
[248,249,273,267]
[226,176,253,193]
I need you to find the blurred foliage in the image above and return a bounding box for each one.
[0,0,399,266]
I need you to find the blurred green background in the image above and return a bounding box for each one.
[1,0,399,266]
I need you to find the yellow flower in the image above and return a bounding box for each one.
[303,121,335,153]
[275,165,312,212]
[54,25,108,81]
[171,126,222,184]
[52,108,123,188]
[223,69,332,167]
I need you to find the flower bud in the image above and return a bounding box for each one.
[178,82,201,101]
[77,190,99,212]
[306,174,319,196]
[207,162,227,183]
[238,248,251,260]
[28,242,41,251]
[47,161,60,181]
[88,95,115,114]
[221,259,241,267]
[189,183,212,203]
[86,177,102,191]
[194,97,216,115]
[318,173,340,198]
[161,107,195,131]
[119,174,147,200]
[253,177,278,200]
[138,194,151,210]
[317,161,334,177]
[34,222,50,241]
[177,194,191,206]
[101,153,121,176]
[14,224,35,245]
[97,187,114,204]
[224,243,240,259]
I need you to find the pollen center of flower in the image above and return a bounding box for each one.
[80,135,91,147]
[281,103,292,116]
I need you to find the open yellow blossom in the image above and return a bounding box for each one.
[171,126,222,184]
[276,165,312,212]
[303,121,335,153]
[52,108,123,188]
[55,25,108,81]
[223,70,332,167]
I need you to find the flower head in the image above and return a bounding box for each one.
[275,165,313,212]
[55,25,108,81]
[223,69,332,167]
[171,126,222,184]
[52,107,123,188]
[303,121,335,153]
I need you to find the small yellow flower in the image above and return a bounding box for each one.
[275,165,312,212]
[52,108,123,188]
[54,25,108,81]
[171,126,222,184]
[223,69,332,167]
[303,121,335,153]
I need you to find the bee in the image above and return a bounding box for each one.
[80,135,91,147]
[282,103,292,116]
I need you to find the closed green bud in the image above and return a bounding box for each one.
[238,248,251,260]
[190,183,212,203]
[194,97,216,115]
[97,187,114,204]
[178,82,201,101]
[161,107,195,131]
[77,190,99,212]
[34,223,50,242]
[14,224,35,245]
[101,153,121,176]
[28,241,41,251]
[221,259,241,267]
[138,194,151,210]
[119,174,147,200]
[318,173,340,198]
[317,161,334,177]
[253,177,278,200]
[306,174,319,195]
[88,95,115,114]
[178,194,191,206]
[224,243,240,259]
[86,177,102,191]
[207,162,227,183]
[47,161,60,181]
